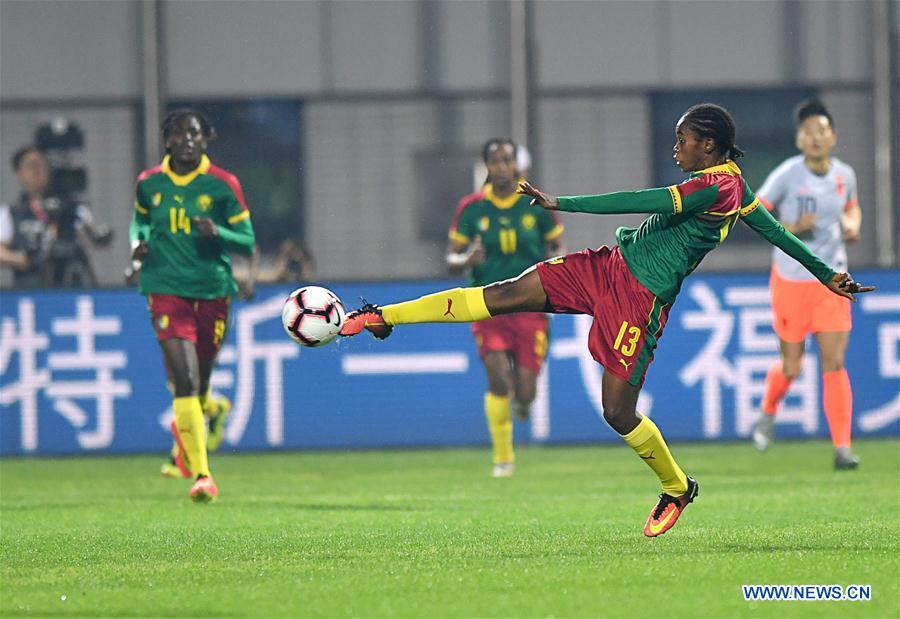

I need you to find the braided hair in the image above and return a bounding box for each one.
[161,108,216,144]
[680,103,744,160]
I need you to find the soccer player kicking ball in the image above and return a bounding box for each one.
[131,109,257,503]
[340,103,873,537]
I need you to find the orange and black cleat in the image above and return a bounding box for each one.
[340,303,393,340]
[643,476,699,537]
[189,475,219,503]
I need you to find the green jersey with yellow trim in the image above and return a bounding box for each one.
[450,184,564,287]
[557,161,834,303]
[130,155,256,299]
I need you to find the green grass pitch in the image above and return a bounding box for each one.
[2,439,898,617]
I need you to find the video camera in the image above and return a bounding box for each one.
[31,119,111,287]
[35,118,88,200]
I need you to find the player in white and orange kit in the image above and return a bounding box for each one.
[750,99,863,469]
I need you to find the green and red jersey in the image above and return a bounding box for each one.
[130,155,256,299]
[557,160,835,303]
[449,183,564,287]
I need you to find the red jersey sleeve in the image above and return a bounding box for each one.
[448,190,483,244]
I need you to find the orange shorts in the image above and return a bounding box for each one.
[770,266,851,342]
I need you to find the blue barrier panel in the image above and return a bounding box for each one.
[1,270,898,456]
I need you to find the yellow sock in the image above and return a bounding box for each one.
[622,416,687,496]
[173,396,210,477]
[485,392,514,464]
[381,287,491,325]
[199,387,212,417]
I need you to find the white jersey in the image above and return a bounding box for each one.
[757,155,857,281]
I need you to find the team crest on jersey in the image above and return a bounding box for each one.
[152,192,162,207]
[835,176,846,197]
[546,256,566,266]
[479,216,490,232]
[197,194,213,211]
[522,214,536,230]
[157,314,169,330]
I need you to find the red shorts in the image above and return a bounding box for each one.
[147,294,230,362]
[770,265,851,342]
[536,246,670,386]
[471,313,549,373]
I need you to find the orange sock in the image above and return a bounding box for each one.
[762,363,792,415]
[823,369,852,448]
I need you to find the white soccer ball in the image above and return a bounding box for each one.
[281,286,346,347]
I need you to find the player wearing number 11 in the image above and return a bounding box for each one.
[340,103,874,537]
[447,138,563,478]
[130,109,256,503]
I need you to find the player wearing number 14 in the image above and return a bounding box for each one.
[130,109,256,503]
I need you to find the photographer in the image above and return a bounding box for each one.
[1,136,111,289]
[0,146,50,288]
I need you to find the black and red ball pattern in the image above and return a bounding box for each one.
[287,289,344,346]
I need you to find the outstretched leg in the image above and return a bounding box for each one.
[341,267,548,337]
[601,371,697,537]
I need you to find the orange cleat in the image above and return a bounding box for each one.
[189,475,218,503]
[643,476,699,537]
[340,303,393,339]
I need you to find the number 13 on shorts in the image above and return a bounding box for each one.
[613,320,641,357]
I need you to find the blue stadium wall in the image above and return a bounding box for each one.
[1,271,898,456]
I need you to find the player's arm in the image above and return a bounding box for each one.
[517,179,718,216]
[446,193,485,274]
[130,186,152,260]
[841,202,861,242]
[740,194,873,300]
[446,237,484,275]
[231,244,260,299]
[195,213,256,255]
[0,205,30,270]
[841,169,861,242]
[195,175,256,255]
